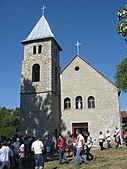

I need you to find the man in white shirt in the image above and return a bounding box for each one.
[114,126,120,138]
[114,126,121,148]
[0,141,10,169]
[76,129,89,166]
[106,130,111,148]
[31,136,44,169]
[85,132,96,161]
[99,132,104,150]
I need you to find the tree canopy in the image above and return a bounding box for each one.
[114,58,127,93]
[117,3,127,38]
[0,107,20,137]
[114,4,127,93]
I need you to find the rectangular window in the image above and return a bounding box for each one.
[55,67,58,85]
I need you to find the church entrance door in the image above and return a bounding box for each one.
[72,123,88,140]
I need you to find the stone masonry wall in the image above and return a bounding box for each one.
[20,92,52,136]
[20,39,61,136]
[21,40,52,93]
[61,56,121,146]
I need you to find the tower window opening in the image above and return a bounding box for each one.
[32,64,40,82]
[33,46,36,55]
[38,45,42,54]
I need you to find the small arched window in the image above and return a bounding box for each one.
[32,64,40,82]
[38,45,42,54]
[76,96,83,109]
[33,46,36,55]
[88,96,95,108]
[64,98,71,110]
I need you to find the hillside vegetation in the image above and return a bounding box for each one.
[0,107,20,137]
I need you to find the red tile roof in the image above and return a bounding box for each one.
[121,111,127,119]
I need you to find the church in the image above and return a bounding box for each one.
[20,12,122,145]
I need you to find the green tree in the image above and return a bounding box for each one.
[0,107,20,137]
[117,3,127,38]
[114,4,127,93]
[114,58,127,93]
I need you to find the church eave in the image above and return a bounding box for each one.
[21,37,62,51]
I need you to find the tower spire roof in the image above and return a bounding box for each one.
[22,15,54,43]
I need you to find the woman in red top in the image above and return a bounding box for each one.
[58,135,68,165]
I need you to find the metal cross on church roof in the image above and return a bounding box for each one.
[75,41,81,56]
[41,5,46,16]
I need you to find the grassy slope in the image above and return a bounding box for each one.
[44,148,127,169]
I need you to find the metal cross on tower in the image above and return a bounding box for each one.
[41,5,46,16]
[75,41,81,56]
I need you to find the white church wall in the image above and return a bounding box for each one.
[61,56,121,146]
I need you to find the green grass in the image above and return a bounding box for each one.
[44,148,127,169]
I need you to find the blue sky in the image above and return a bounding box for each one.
[0,0,126,110]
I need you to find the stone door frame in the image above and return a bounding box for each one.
[72,122,88,135]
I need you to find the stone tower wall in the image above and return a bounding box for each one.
[20,39,61,136]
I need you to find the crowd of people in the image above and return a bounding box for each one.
[0,126,127,169]
[98,126,127,150]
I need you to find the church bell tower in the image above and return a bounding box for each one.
[20,11,62,136]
